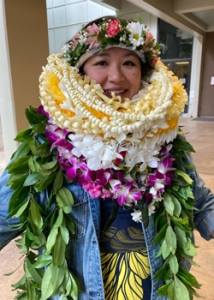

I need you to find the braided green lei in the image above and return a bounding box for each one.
[5,106,201,300]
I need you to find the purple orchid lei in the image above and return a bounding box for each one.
[44,115,175,217]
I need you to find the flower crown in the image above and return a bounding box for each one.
[62,17,161,69]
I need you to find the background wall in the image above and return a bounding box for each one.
[0,0,49,163]
[46,0,159,62]
[5,0,49,132]
[46,0,116,54]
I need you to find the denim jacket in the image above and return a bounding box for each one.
[0,153,214,300]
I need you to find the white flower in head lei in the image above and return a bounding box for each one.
[6,16,201,300]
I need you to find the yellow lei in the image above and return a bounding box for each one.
[39,54,187,145]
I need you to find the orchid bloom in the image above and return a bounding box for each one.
[85,23,100,49]
[131,210,142,223]
[44,120,177,220]
[109,178,142,206]
[148,148,174,199]
[72,33,81,50]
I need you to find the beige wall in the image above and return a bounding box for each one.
[199,32,214,116]
[5,0,49,132]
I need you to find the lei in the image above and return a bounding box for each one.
[62,17,161,69]
[5,53,202,300]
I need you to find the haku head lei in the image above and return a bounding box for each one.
[62,16,161,69]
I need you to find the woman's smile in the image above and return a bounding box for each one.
[104,88,128,98]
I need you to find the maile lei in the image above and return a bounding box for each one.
[6,107,201,300]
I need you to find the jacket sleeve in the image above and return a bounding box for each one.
[184,151,214,240]
[0,170,22,250]
[192,168,214,240]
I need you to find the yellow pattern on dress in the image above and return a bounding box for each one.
[100,227,150,300]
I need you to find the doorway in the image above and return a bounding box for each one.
[162,58,191,113]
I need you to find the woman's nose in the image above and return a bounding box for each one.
[107,64,125,83]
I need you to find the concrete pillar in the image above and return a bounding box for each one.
[0,0,49,163]
[189,36,203,118]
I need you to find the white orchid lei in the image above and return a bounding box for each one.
[45,122,176,217]
[5,19,201,300]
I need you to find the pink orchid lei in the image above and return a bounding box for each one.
[44,115,175,219]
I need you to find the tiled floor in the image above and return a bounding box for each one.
[0,117,214,299]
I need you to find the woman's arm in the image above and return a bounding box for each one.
[192,168,214,240]
[184,150,214,239]
[179,136,214,240]
[0,170,22,250]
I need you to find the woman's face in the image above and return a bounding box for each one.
[83,47,142,100]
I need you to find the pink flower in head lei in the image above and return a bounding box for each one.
[62,16,161,69]
[106,19,120,37]
[85,23,100,48]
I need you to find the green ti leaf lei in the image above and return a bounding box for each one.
[5,106,202,300]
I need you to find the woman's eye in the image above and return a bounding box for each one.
[94,60,108,66]
[123,61,136,66]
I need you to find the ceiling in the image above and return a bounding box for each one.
[173,0,214,32]
[93,0,214,34]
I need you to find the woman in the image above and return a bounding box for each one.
[0,16,214,300]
